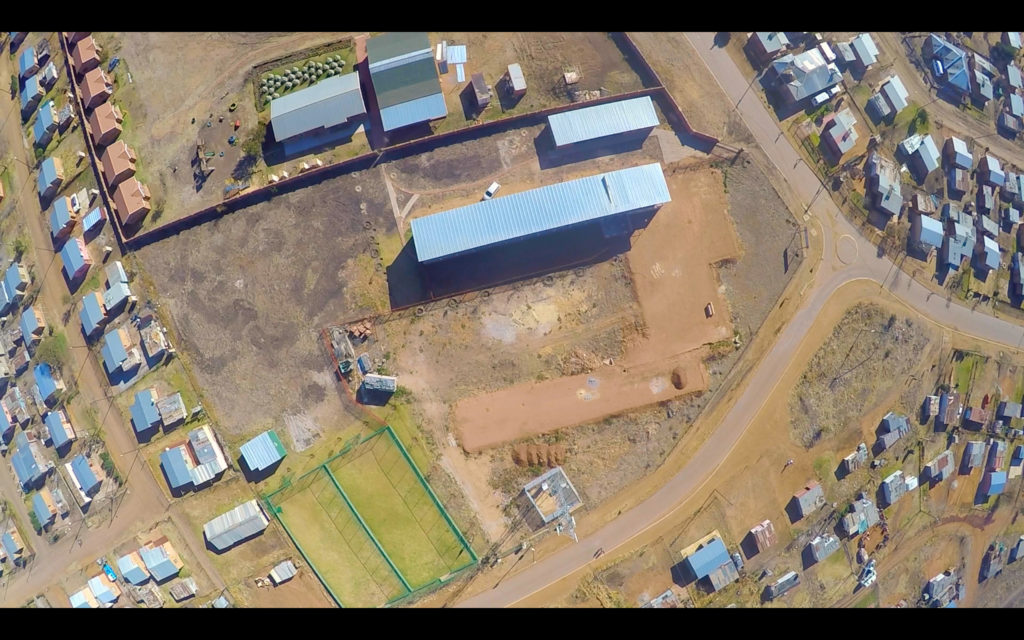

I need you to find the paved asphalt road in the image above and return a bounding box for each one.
[459,33,1023,608]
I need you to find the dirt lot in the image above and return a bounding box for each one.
[92,32,351,229]
[789,303,934,448]
[430,32,646,134]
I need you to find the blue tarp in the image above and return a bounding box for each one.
[33,363,58,403]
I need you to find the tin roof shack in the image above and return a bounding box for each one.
[791,481,826,520]
[747,32,792,65]
[923,570,959,607]
[841,442,869,477]
[69,587,100,609]
[981,542,1006,581]
[269,559,297,585]
[117,549,150,585]
[987,439,1007,471]
[678,534,739,593]
[469,72,490,112]
[997,401,1023,421]
[169,577,198,602]
[749,520,777,554]
[979,155,1006,188]
[37,156,64,200]
[521,466,582,530]
[937,390,963,428]
[875,411,911,453]
[764,571,800,602]
[881,470,908,506]
[806,534,841,565]
[203,499,270,552]
[865,152,903,218]
[138,316,170,362]
[981,470,1007,500]
[840,498,880,538]
[962,440,987,474]
[239,429,287,477]
[139,535,184,583]
[156,393,186,429]
[358,373,398,405]
[33,363,64,408]
[925,449,955,485]
[964,405,991,430]
[501,63,527,99]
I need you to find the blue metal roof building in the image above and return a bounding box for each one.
[81,206,105,234]
[949,137,972,170]
[239,430,287,472]
[139,545,181,582]
[100,328,129,374]
[87,575,117,604]
[1011,94,1024,118]
[19,306,41,345]
[917,215,944,249]
[379,94,448,132]
[49,196,74,239]
[45,410,74,449]
[37,156,61,197]
[20,74,41,113]
[368,32,447,132]
[0,404,11,437]
[33,363,59,404]
[851,33,879,67]
[2,532,20,558]
[69,590,94,608]
[130,389,161,434]
[32,492,54,527]
[160,447,194,490]
[943,223,974,270]
[11,432,43,488]
[412,162,671,263]
[4,262,28,303]
[980,235,1000,271]
[103,281,131,311]
[116,552,150,585]
[18,47,36,78]
[80,292,105,338]
[548,97,659,147]
[682,536,738,592]
[60,236,89,281]
[33,101,56,148]
[70,454,100,495]
[1008,64,1023,90]
[270,72,366,142]
[985,470,1007,496]
[928,35,971,94]
[880,75,909,113]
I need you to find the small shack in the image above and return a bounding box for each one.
[764,570,800,601]
[749,520,776,553]
[270,560,297,585]
[503,63,527,98]
[792,481,825,519]
[678,535,738,593]
[470,73,490,110]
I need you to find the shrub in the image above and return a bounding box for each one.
[35,332,68,370]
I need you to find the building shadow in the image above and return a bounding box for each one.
[239,456,283,484]
[785,498,803,524]
[867,210,892,232]
[460,84,483,122]
[356,386,394,406]
[534,125,651,170]
[134,424,159,445]
[497,88,524,113]
[60,269,88,295]
[386,216,643,310]
[670,561,697,589]
[739,532,760,560]
[905,240,931,262]
[264,118,366,166]
[801,545,818,570]
[204,529,267,555]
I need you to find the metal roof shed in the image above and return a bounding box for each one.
[379,92,447,132]
[949,137,972,170]
[851,34,879,66]
[239,430,287,472]
[506,63,526,93]
[548,96,660,147]
[270,560,297,585]
[130,389,161,434]
[270,72,366,143]
[160,447,193,490]
[917,215,944,249]
[117,551,150,585]
[412,162,671,263]
[139,544,181,582]
[71,455,100,494]
[203,499,270,551]
[880,75,909,113]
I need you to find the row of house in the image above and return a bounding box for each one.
[80,261,134,339]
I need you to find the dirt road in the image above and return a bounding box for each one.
[0,46,225,605]
[456,33,1024,608]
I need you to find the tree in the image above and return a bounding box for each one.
[8,74,17,99]
[28,510,41,534]
[11,235,28,258]
[242,121,267,158]
[35,332,68,370]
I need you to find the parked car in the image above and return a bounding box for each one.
[484,182,501,200]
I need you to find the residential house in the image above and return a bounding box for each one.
[3,261,29,310]
[116,550,150,585]
[926,35,971,96]
[1005,205,1022,227]
[18,47,37,80]
[86,573,120,606]
[129,388,161,435]
[924,571,959,607]
[35,38,50,66]
[980,155,1006,187]
[978,185,996,216]
[881,470,908,506]
[747,32,791,65]
[33,363,64,406]
[925,449,955,483]
[988,439,1008,471]
[2,527,26,565]
[949,167,971,196]
[169,578,198,602]
[11,430,48,490]
[3,385,30,426]
[19,75,44,120]
[79,292,106,338]
[792,482,826,519]
[159,424,228,493]
[1010,94,1024,118]
[66,32,91,45]
[69,589,100,609]
[876,411,911,452]
[942,222,974,271]
[899,134,941,182]
[112,178,151,226]
[102,260,132,313]
[39,61,57,90]
[839,498,880,538]
[49,196,78,241]
[977,211,999,241]
[138,536,184,583]
[139,317,169,361]
[156,392,186,428]
[768,49,843,106]
[975,235,1001,273]
[1011,445,1024,479]
[33,100,58,149]
[822,108,859,158]
[912,194,938,216]
[765,571,800,601]
[1004,171,1020,202]
[836,41,856,66]
[59,236,91,282]
[997,112,1022,137]
[914,214,944,255]
[867,75,910,121]
[239,430,288,474]
[963,440,987,473]
[87,102,123,148]
[1007,64,1023,91]
[866,152,903,218]
[973,67,994,105]
[965,405,992,428]
[100,326,142,375]
[32,489,57,529]
[99,141,137,189]
[750,520,776,553]
[79,68,113,110]
[44,409,76,452]
[69,453,102,497]
[850,33,879,69]
[679,536,739,593]
[997,401,1023,421]
[18,306,45,347]
[202,499,270,551]
[36,156,64,199]
[982,470,1007,498]
[807,535,841,564]
[945,136,973,170]
[1006,32,1023,51]
[71,36,101,76]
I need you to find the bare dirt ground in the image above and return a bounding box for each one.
[455,166,739,452]
[92,32,349,228]
[430,32,646,134]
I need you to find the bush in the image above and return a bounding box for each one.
[35,332,68,370]
[242,121,267,158]
[11,236,28,258]
[99,451,116,476]
[9,74,17,98]
[28,510,41,533]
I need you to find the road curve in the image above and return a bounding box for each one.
[458,33,1022,608]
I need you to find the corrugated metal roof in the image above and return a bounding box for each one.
[82,206,105,233]
[455,63,465,83]
[919,135,940,173]
[363,373,397,392]
[45,410,72,449]
[106,261,128,285]
[240,430,287,472]
[140,545,181,582]
[20,75,40,112]
[975,69,993,100]
[203,500,270,551]
[367,32,431,68]
[881,75,909,112]
[5,262,27,300]
[32,492,53,525]
[69,590,94,608]
[37,156,59,196]
[156,393,186,426]
[130,389,160,433]
[412,162,671,263]
[188,425,222,467]
[18,47,35,76]
[983,235,1000,270]
[160,447,193,489]
[60,237,89,279]
[33,363,58,402]
[379,92,447,132]
[371,55,442,109]
[919,215,944,248]
[548,96,659,147]
[117,553,150,585]
[1,531,18,558]
[684,537,730,579]
[507,63,526,91]
[101,328,129,373]
[212,595,230,608]
[270,72,365,143]
[753,32,790,54]
[270,560,297,583]
[103,281,131,311]
[71,454,100,493]
[50,196,72,237]
[867,93,892,119]
[9,442,38,487]
[80,292,105,337]
[851,33,879,66]
[88,576,116,604]
[446,44,467,65]
[33,101,55,146]
[1011,94,1024,117]
[1009,32,1023,49]
[19,306,40,344]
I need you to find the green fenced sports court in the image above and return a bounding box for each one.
[263,425,478,607]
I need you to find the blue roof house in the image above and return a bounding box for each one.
[681,536,739,592]
[139,543,182,582]
[49,196,77,241]
[45,410,76,451]
[129,389,161,435]
[916,214,944,251]
[980,155,1006,187]
[70,454,101,496]
[81,206,106,235]
[33,101,57,149]
[33,363,63,406]
[19,306,45,347]
[4,261,30,306]
[11,432,44,489]
[87,575,117,605]
[102,281,131,312]
[160,447,194,492]
[80,292,106,339]
[1007,64,1023,90]
[19,74,43,116]
[1011,94,1024,118]
[239,430,287,474]
[880,412,911,436]
[18,47,37,79]
[977,235,1001,272]
[927,35,971,95]
[116,551,150,585]
[850,33,879,68]
[942,223,974,271]
[60,236,91,282]
[2,531,22,561]
[946,137,973,170]
[36,156,64,199]
[100,327,138,375]
[548,96,660,148]
[32,492,55,528]
[984,471,1007,497]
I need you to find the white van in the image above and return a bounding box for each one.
[484,182,501,200]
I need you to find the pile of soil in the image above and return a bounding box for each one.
[512,443,567,468]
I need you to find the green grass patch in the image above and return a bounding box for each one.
[375,398,431,473]
[0,166,13,201]
[850,190,866,213]
[809,132,821,147]
[78,267,103,295]
[892,100,920,132]
[813,454,834,484]
[853,588,878,608]
[955,352,982,393]
[908,108,930,136]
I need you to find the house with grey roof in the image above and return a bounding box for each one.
[914,213,944,254]
[867,75,910,121]
[980,155,1006,187]
[269,71,366,145]
[973,67,994,104]
[925,449,955,483]
[850,33,879,69]
[881,470,908,506]
[841,442,869,475]
[765,570,800,601]
[839,498,879,538]
[975,235,1000,273]
[747,32,791,65]
[792,482,825,519]
[768,49,843,105]
[822,108,858,157]
[866,151,903,218]
[962,440,987,473]
[203,499,269,552]
[997,401,1022,421]
[942,222,974,271]
[1006,64,1022,91]
[945,137,973,170]
[977,208,998,237]
[899,134,940,182]
[998,112,1022,138]
[807,534,841,564]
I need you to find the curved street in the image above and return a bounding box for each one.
[459,32,1023,608]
